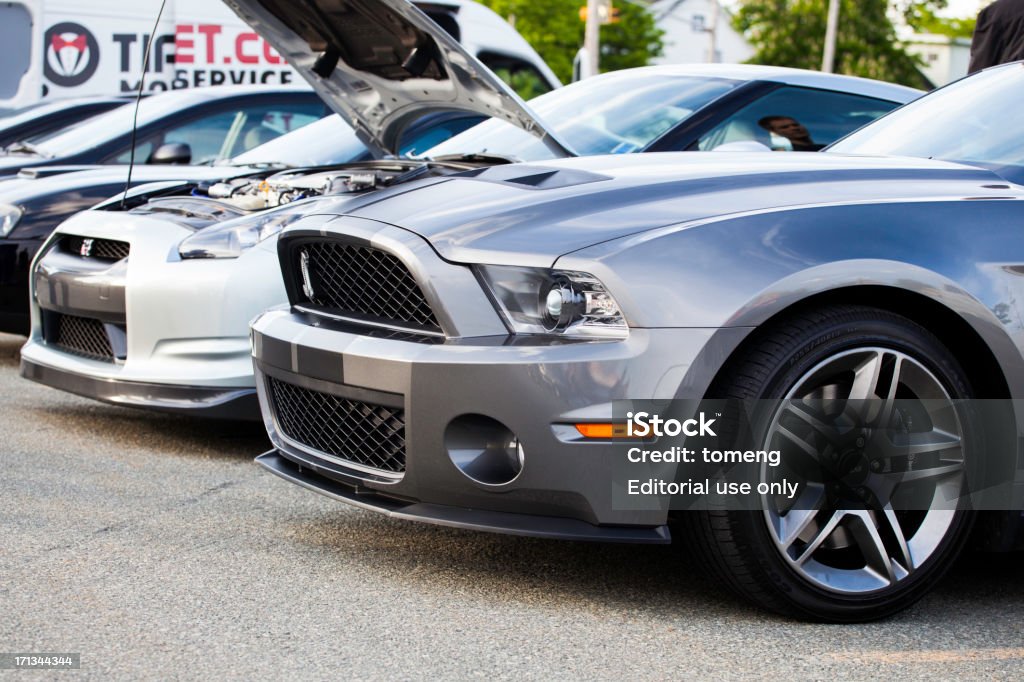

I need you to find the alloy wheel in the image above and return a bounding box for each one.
[762,347,966,594]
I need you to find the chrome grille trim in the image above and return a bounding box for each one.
[290,239,441,334]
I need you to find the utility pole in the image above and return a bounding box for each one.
[822,0,840,73]
[584,0,601,78]
[706,0,721,63]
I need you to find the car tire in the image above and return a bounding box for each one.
[679,305,976,622]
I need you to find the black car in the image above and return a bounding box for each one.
[0,96,131,151]
[0,86,329,177]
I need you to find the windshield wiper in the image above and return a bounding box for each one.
[3,140,53,158]
[217,160,293,170]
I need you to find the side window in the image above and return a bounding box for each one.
[226,104,325,158]
[477,52,554,101]
[112,110,237,164]
[163,111,240,163]
[697,86,900,152]
[111,102,325,164]
[113,140,154,164]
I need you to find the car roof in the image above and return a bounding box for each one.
[128,84,314,107]
[614,64,923,103]
[91,85,317,130]
[0,95,129,125]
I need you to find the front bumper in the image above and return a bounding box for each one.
[20,210,287,418]
[252,307,748,538]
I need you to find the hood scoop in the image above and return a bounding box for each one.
[457,164,610,190]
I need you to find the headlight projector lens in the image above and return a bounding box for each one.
[541,278,582,331]
[545,287,564,319]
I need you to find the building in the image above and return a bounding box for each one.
[650,0,754,65]
[905,34,972,87]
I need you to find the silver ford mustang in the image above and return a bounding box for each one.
[251,61,1024,622]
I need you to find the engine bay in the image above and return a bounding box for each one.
[199,161,436,210]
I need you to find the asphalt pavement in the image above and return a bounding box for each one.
[1,332,1022,680]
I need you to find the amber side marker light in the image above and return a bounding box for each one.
[574,423,644,439]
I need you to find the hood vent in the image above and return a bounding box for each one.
[457,165,610,190]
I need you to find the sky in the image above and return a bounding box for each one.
[718,1,987,19]
[942,0,985,17]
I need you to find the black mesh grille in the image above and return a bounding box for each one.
[267,376,406,475]
[61,235,130,261]
[50,313,115,362]
[295,240,440,333]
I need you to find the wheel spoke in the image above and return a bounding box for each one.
[887,428,961,456]
[783,400,844,448]
[880,503,915,575]
[886,461,964,484]
[849,510,898,585]
[845,351,901,427]
[795,509,845,565]
[875,355,902,429]
[773,423,825,467]
[776,484,826,548]
[847,351,885,402]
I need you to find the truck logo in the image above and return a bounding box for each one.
[44,23,100,88]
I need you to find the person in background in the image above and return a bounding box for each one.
[757,116,825,152]
[968,0,1024,73]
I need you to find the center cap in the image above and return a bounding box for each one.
[838,449,872,485]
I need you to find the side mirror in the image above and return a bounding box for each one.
[149,142,191,165]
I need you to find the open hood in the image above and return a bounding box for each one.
[222,0,572,158]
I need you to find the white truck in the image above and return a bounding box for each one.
[1,0,559,111]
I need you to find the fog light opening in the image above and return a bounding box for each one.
[445,414,525,486]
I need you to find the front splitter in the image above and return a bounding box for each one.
[256,450,672,544]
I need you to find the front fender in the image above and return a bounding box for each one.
[556,197,1024,397]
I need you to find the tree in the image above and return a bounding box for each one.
[478,0,665,85]
[734,0,933,89]
[906,7,977,37]
[892,0,949,25]
[894,0,977,38]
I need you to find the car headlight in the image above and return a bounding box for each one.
[475,265,628,338]
[178,204,308,259]
[0,204,24,237]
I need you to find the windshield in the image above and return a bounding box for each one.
[829,63,1024,184]
[423,70,740,161]
[229,115,369,167]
